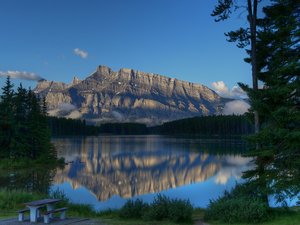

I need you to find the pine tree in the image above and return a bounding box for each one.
[242,0,300,204]
[11,84,30,157]
[26,90,53,159]
[0,76,15,158]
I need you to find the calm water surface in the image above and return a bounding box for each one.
[51,135,253,211]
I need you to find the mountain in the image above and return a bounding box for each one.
[34,65,227,125]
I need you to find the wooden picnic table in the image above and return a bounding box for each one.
[24,199,61,222]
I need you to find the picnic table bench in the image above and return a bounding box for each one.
[18,198,67,223]
[43,207,68,224]
[17,208,30,222]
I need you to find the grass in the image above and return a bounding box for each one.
[0,189,44,209]
[87,208,202,225]
[84,207,300,225]
[0,188,46,218]
[98,210,194,225]
[100,218,191,225]
[207,207,300,225]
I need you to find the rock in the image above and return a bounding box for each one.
[34,65,227,125]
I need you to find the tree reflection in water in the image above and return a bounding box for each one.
[0,166,56,194]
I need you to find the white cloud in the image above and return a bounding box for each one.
[0,70,43,81]
[73,48,88,59]
[66,110,82,119]
[212,81,229,94]
[48,103,82,119]
[223,100,250,115]
[211,81,247,99]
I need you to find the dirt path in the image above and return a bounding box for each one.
[194,220,210,225]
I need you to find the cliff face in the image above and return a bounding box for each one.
[34,65,226,124]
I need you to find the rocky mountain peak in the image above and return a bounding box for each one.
[97,65,112,76]
[72,76,81,85]
[34,65,227,125]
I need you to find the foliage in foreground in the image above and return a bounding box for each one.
[0,188,99,218]
[1,188,300,225]
[119,194,193,223]
[205,184,270,224]
[0,189,45,211]
[0,189,192,223]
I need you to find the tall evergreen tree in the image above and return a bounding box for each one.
[26,90,54,159]
[242,0,300,204]
[0,76,15,157]
[0,77,56,161]
[11,84,30,157]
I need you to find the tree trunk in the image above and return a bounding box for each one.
[248,0,260,134]
[248,0,269,206]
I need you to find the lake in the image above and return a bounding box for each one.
[51,135,253,211]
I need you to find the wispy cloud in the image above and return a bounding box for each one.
[73,48,88,59]
[48,103,82,119]
[211,81,247,99]
[0,70,43,81]
[223,100,250,115]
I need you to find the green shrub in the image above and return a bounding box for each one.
[97,209,119,218]
[68,203,97,217]
[119,195,193,223]
[141,194,193,222]
[0,189,45,211]
[119,199,149,219]
[205,184,270,223]
[145,194,170,220]
[49,188,69,206]
[168,199,193,222]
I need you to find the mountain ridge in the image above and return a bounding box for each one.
[34,65,228,125]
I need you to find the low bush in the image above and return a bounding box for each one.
[68,203,97,217]
[119,199,149,219]
[205,183,270,223]
[120,194,193,223]
[168,199,193,222]
[145,194,170,220]
[0,189,45,211]
[97,209,119,218]
[49,188,69,206]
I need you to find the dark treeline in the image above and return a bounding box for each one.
[48,118,148,135]
[47,115,253,137]
[99,123,149,135]
[48,117,99,136]
[152,115,254,137]
[0,77,56,160]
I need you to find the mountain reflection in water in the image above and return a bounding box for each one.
[52,135,252,209]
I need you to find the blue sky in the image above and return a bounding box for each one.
[0,0,252,94]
